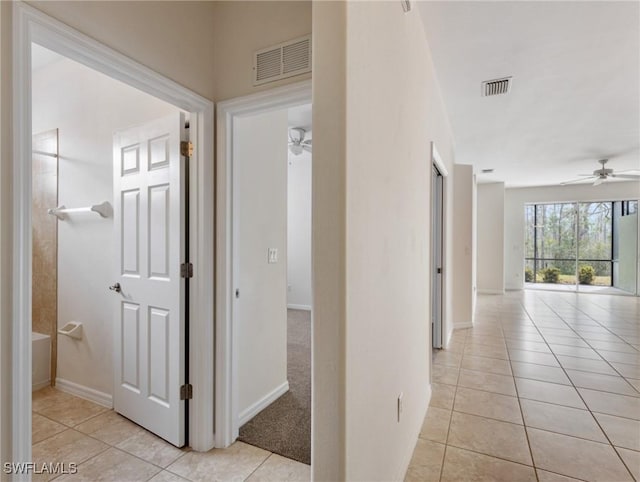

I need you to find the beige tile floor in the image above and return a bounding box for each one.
[32,388,310,481]
[407,291,640,482]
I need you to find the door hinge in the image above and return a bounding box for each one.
[181,262,194,278]
[437,268,442,274]
[180,141,193,158]
[180,384,193,400]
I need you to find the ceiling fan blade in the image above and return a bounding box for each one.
[303,145,312,153]
[611,173,640,179]
[560,176,597,185]
[302,139,312,146]
[593,177,605,186]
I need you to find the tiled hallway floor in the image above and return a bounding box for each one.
[32,388,310,481]
[407,291,640,482]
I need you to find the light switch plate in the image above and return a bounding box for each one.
[268,248,278,263]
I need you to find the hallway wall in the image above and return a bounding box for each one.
[310,2,458,480]
[29,0,217,101]
[212,1,312,101]
[452,165,477,327]
[477,182,505,294]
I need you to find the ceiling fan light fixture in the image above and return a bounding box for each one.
[289,127,305,143]
[289,144,304,156]
[560,157,640,186]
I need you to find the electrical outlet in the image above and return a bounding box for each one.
[397,392,403,422]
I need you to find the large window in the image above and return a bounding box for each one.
[524,200,637,290]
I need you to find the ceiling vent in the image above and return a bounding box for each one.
[253,35,312,86]
[481,77,512,97]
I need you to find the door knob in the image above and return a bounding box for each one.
[109,282,121,293]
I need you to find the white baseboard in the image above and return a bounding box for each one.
[32,380,50,392]
[444,327,454,349]
[287,304,312,311]
[453,321,473,330]
[55,377,113,409]
[238,380,289,426]
[477,289,505,295]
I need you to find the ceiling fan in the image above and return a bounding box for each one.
[288,127,312,156]
[560,159,640,186]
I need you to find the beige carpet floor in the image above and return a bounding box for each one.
[238,309,311,465]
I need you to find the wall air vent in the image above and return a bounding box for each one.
[481,77,512,97]
[253,35,312,86]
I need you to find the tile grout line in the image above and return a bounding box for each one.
[53,430,113,480]
[527,294,637,481]
[32,388,193,480]
[242,452,273,482]
[444,350,640,399]
[436,328,466,482]
[502,310,539,482]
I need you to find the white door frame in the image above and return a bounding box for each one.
[430,142,448,348]
[216,80,312,447]
[11,2,215,464]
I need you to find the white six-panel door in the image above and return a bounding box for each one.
[113,113,186,447]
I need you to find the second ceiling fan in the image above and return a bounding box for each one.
[560,159,640,186]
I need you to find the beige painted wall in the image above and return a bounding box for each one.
[212,1,311,101]
[342,3,456,480]
[477,182,505,294]
[452,164,476,327]
[311,2,347,479]
[29,1,217,100]
[29,0,313,101]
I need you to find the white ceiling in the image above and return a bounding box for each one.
[32,43,65,72]
[419,1,640,187]
[288,103,312,130]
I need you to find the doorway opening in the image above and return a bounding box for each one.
[30,41,190,461]
[432,164,444,349]
[234,104,312,465]
[13,3,214,465]
[430,142,448,353]
[216,82,312,467]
